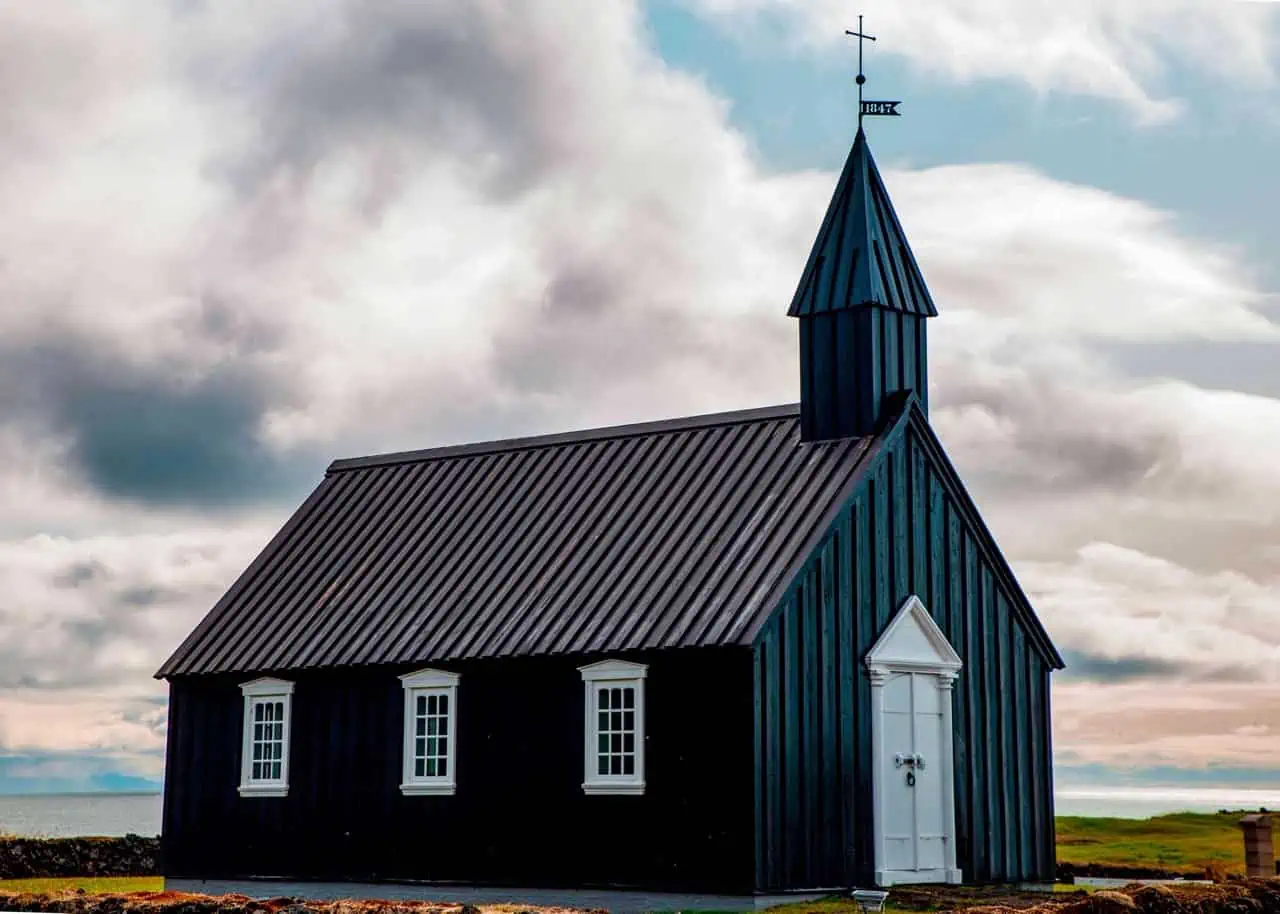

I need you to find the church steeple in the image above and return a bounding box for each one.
[789,126,937,442]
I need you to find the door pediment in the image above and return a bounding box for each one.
[866,595,962,675]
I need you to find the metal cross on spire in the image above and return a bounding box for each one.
[845,15,901,129]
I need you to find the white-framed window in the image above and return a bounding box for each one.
[399,667,459,796]
[579,659,647,795]
[238,677,293,797]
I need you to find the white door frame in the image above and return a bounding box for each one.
[865,595,963,887]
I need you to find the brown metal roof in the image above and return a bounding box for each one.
[156,404,878,677]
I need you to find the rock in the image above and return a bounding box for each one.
[1130,884,1184,914]
[0,837,160,879]
[1060,890,1140,914]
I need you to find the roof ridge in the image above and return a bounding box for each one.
[326,403,802,473]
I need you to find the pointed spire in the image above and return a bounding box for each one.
[788,128,937,319]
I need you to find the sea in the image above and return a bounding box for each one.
[0,792,163,838]
[2,787,1280,837]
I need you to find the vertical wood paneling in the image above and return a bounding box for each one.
[749,427,1060,890]
[821,536,840,878]
[1042,669,1058,872]
[799,308,927,442]
[785,591,802,883]
[1014,625,1031,878]
[754,644,766,884]
[766,628,783,888]
[982,566,998,878]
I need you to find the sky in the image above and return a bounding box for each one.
[1,0,1280,796]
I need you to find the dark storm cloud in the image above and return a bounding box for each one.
[222,5,560,204]
[0,337,313,507]
[1059,650,1185,682]
[1058,650,1263,686]
[54,366,291,504]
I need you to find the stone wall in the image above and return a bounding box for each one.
[0,836,159,879]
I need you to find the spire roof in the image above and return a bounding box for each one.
[788,128,937,318]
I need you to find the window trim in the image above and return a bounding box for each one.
[238,677,294,798]
[579,659,647,796]
[399,667,459,796]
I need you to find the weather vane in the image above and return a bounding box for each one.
[846,15,901,129]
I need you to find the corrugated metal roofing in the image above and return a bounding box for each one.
[788,127,938,318]
[156,404,878,678]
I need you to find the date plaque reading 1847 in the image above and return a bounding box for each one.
[860,100,901,117]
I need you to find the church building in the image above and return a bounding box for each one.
[156,124,1063,896]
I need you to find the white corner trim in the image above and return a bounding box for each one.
[865,594,963,675]
[239,677,295,697]
[399,781,457,796]
[579,658,648,682]
[398,667,460,689]
[237,784,288,798]
[582,781,645,795]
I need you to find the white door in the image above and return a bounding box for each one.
[867,594,963,887]
[880,672,947,876]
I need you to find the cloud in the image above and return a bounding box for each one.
[683,0,1280,123]
[1019,542,1280,685]
[0,526,270,692]
[1054,682,1280,768]
[0,0,1279,786]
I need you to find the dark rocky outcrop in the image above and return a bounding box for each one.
[0,835,159,879]
[1059,863,1210,881]
[963,878,1280,914]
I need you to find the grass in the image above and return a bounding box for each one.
[0,876,163,894]
[1056,811,1250,876]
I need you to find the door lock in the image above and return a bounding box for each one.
[895,753,926,770]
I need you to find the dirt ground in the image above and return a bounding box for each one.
[879,879,1280,914]
[4,880,1280,914]
[0,890,605,914]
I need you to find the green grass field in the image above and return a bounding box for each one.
[1056,811,1252,876]
[0,876,163,894]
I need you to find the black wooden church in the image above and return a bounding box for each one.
[157,126,1063,894]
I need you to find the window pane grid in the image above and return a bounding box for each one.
[248,698,285,783]
[594,685,637,778]
[410,689,450,780]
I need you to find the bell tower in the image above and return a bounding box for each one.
[789,23,937,442]
[789,128,937,442]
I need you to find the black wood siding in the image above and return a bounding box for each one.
[162,649,755,892]
[800,308,929,441]
[753,421,1056,890]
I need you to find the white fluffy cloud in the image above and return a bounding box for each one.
[686,0,1280,123]
[1,0,1279,785]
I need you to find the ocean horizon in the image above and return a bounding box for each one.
[1,786,1278,837]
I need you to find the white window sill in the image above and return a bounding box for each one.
[238,784,288,797]
[582,781,645,795]
[400,782,457,796]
